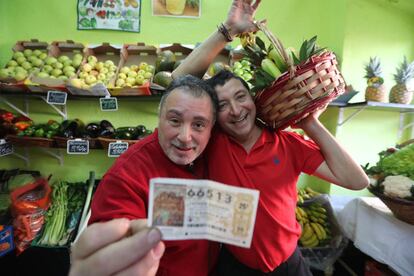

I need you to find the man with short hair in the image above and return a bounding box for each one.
[173,0,369,275]
[69,75,219,276]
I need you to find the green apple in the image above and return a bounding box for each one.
[70,78,83,88]
[126,77,135,86]
[72,59,82,68]
[65,71,76,78]
[116,78,125,87]
[45,57,57,65]
[100,67,109,74]
[144,72,153,79]
[107,71,115,79]
[63,59,73,67]
[95,62,104,71]
[139,62,148,71]
[15,71,27,81]
[37,71,49,78]
[16,56,26,65]
[130,65,139,71]
[13,51,24,60]
[146,65,155,73]
[43,65,53,73]
[135,74,145,85]
[51,69,63,77]
[63,66,76,73]
[53,62,64,69]
[90,70,99,77]
[58,75,68,81]
[87,55,98,64]
[33,49,43,57]
[82,63,92,72]
[85,75,97,85]
[39,53,48,60]
[118,72,127,80]
[120,66,130,74]
[32,59,44,67]
[0,68,10,78]
[7,60,18,67]
[127,70,137,78]
[73,53,83,60]
[97,73,106,81]
[104,60,114,68]
[79,72,88,79]
[23,49,33,57]
[58,55,70,63]
[21,61,32,70]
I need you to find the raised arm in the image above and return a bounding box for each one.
[172,0,261,79]
[296,110,369,190]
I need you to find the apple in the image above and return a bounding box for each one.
[90,70,99,77]
[33,49,43,57]
[58,55,70,63]
[104,60,115,68]
[15,71,27,81]
[97,73,106,81]
[72,59,82,68]
[116,78,125,87]
[23,49,33,57]
[58,75,68,81]
[65,71,76,78]
[137,69,146,76]
[13,51,24,60]
[100,67,109,74]
[53,62,64,69]
[139,62,148,71]
[118,72,127,80]
[7,60,18,67]
[39,53,48,60]
[120,66,130,74]
[37,71,49,78]
[82,63,92,72]
[16,56,26,65]
[87,55,98,64]
[43,65,53,73]
[144,72,153,79]
[73,53,83,60]
[135,75,145,85]
[79,72,88,79]
[130,65,139,71]
[126,77,135,86]
[45,57,57,65]
[63,65,75,73]
[70,78,83,88]
[85,75,97,85]
[63,59,73,67]
[95,62,104,71]
[0,68,10,78]
[127,70,138,78]
[146,65,155,73]
[21,61,32,70]
[109,65,117,72]
[32,59,44,67]
[51,69,63,77]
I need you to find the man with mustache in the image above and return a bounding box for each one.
[69,75,220,276]
[173,0,369,275]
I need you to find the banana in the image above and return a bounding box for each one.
[311,222,327,240]
[300,232,319,248]
[295,207,303,221]
[301,223,314,240]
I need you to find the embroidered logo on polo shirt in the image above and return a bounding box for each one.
[273,156,280,165]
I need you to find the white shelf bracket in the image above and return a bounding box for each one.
[12,148,30,167]
[40,148,64,166]
[337,106,368,126]
[0,96,30,117]
[38,96,68,120]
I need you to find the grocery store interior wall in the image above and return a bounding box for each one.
[1,0,414,196]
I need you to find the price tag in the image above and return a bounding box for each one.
[0,140,13,157]
[100,96,118,111]
[47,91,67,105]
[108,141,129,157]
[67,139,89,154]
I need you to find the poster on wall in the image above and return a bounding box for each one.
[152,0,200,18]
[77,0,142,33]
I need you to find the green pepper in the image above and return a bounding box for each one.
[34,128,45,138]
[24,126,36,137]
[45,130,56,139]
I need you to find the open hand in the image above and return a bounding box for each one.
[224,0,262,36]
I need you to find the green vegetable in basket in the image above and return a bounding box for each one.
[377,144,414,179]
[7,174,36,192]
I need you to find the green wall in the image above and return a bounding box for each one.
[1,0,414,195]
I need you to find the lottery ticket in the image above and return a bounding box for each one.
[148,177,259,248]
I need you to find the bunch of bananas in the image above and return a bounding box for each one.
[297,187,321,204]
[296,203,331,248]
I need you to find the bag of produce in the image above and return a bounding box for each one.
[10,178,51,254]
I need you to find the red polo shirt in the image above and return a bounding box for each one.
[90,130,219,276]
[207,128,324,272]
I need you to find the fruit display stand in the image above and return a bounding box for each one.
[109,44,156,96]
[0,39,49,93]
[67,43,121,96]
[27,40,85,93]
[299,195,348,273]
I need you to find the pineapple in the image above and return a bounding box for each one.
[364,57,387,102]
[389,57,414,104]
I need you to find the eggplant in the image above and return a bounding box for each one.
[99,128,115,138]
[100,120,114,130]
[135,125,147,136]
[85,123,101,138]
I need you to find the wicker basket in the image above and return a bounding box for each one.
[98,137,139,150]
[6,135,55,148]
[369,188,414,225]
[253,21,346,129]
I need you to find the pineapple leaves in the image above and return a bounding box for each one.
[297,36,326,65]
[255,36,267,53]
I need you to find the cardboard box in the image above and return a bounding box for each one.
[0,39,49,93]
[27,40,85,93]
[67,43,121,96]
[109,44,157,96]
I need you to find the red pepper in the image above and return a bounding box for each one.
[13,115,32,123]
[0,111,14,123]
[14,121,32,131]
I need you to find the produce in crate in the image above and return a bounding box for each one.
[240,21,345,129]
[33,53,83,81]
[69,56,117,89]
[389,57,414,104]
[0,49,48,81]
[364,56,387,102]
[114,62,154,88]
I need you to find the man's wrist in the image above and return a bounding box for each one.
[217,23,235,42]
